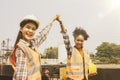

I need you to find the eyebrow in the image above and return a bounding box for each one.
[26,24,37,29]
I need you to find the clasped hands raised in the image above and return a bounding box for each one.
[50,14,62,24]
[50,14,66,33]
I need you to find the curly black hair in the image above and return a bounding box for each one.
[73,27,89,40]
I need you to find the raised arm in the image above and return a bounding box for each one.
[56,15,72,58]
[31,15,58,47]
[56,15,66,33]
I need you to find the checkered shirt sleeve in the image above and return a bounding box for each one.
[62,32,72,58]
[15,48,27,80]
[34,23,52,47]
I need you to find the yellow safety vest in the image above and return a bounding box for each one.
[66,47,89,80]
[10,41,41,80]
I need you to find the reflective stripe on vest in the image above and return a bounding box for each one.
[66,47,89,79]
[67,62,88,66]
[27,66,40,75]
[66,71,88,75]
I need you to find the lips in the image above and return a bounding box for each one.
[24,32,34,41]
[26,32,34,37]
[77,44,83,48]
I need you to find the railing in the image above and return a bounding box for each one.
[0,64,14,80]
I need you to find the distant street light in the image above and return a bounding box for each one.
[6,38,10,51]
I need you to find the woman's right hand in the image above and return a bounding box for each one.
[50,15,59,24]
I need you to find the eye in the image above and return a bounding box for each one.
[25,25,31,29]
[32,27,36,31]
[77,39,84,42]
[25,25,36,31]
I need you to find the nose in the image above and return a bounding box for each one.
[78,41,82,44]
[29,28,34,32]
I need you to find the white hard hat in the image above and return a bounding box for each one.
[20,14,40,28]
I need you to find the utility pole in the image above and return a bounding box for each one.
[1,40,6,56]
[6,38,10,51]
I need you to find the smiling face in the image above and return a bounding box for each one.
[74,34,84,49]
[20,22,37,42]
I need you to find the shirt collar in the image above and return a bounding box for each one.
[19,39,30,47]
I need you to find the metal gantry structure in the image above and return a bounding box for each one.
[0,38,11,64]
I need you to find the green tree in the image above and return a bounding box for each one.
[95,42,120,64]
[42,47,58,59]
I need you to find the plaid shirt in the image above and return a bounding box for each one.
[62,32,72,58]
[15,39,28,80]
[14,24,52,80]
[34,23,52,47]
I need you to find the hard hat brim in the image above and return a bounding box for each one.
[20,19,40,29]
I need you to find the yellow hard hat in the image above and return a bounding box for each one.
[20,15,40,29]
[89,61,97,74]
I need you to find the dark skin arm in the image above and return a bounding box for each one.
[55,15,67,33]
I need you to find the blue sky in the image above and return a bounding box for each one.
[0,0,120,54]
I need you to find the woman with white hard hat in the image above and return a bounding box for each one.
[9,14,57,80]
